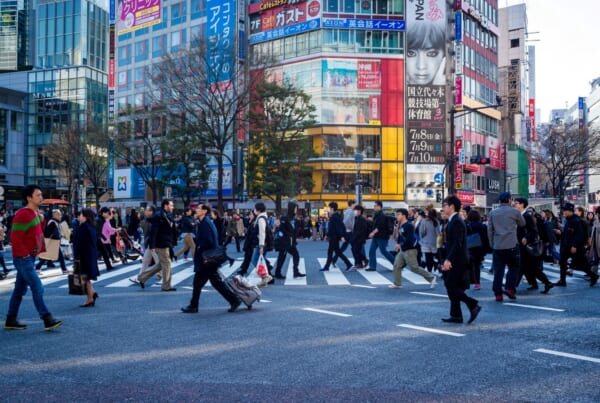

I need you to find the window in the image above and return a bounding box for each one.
[510,38,519,48]
[191,0,202,20]
[153,8,168,31]
[118,70,131,89]
[152,34,167,58]
[134,66,145,87]
[171,2,187,25]
[135,39,148,62]
[117,44,131,65]
[171,30,186,51]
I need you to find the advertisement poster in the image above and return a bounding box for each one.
[116,0,161,34]
[405,0,447,167]
[206,0,236,84]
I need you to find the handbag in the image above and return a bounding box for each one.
[39,238,60,261]
[68,260,86,295]
[466,232,483,249]
[201,246,228,266]
[526,239,544,257]
[256,255,268,277]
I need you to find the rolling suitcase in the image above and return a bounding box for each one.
[226,275,261,309]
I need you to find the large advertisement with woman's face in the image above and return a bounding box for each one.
[405,0,447,172]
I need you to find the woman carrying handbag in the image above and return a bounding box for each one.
[73,209,100,307]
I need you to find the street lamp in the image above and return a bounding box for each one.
[354,151,364,205]
[448,96,503,195]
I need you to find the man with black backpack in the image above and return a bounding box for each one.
[250,202,275,284]
[366,201,396,272]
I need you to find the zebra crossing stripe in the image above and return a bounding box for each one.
[284,258,307,286]
[316,258,351,285]
[356,263,392,285]
[376,258,430,285]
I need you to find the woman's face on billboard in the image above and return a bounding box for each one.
[406,47,444,85]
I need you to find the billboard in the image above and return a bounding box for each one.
[116,0,161,34]
[405,0,447,167]
[249,1,320,34]
[113,168,146,199]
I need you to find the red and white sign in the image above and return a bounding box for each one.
[528,98,535,141]
[454,75,463,108]
[250,2,317,33]
[369,95,380,121]
[357,61,381,89]
[455,139,463,189]
[457,190,475,204]
[109,59,115,89]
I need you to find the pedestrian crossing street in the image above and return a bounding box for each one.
[0,255,589,291]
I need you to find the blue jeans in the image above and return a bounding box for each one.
[492,247,520,296]
[7,256,50,318]
[368,238,395,269]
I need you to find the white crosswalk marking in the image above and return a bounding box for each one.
[317,258,351,285]
[376,258,430,285]
[284,258,307,285]
[355,265,392,285]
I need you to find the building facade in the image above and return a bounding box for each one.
[0,0,108,205]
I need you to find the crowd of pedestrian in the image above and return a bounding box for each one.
[4,183,600,331]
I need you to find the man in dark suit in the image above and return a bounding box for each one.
[320,202,353,272]
[440,195,481,324]
[181,204,241,314]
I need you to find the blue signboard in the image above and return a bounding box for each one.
[322,18,405,31]
[249,18,321,45]
[455,11,462,42]
[205,0,236,83]
[110,0,115,23]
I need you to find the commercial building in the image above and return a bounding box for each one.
[498,2,534,199]
[0,0,109,207]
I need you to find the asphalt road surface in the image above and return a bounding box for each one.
[1,239,599,402]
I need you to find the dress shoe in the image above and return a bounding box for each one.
[319,267,329,272]
[554,281,567,287]
[80,301,95,308]
[503,290,517,300]
[541,283,554,294]
[228,258,235,266]
[42,314,63,331]
[293,272,306,278]
[181,305,198,313]
[590,274,599,287]
[442,317,463,324]
[365,268,376,272]
[468,305,482,324]
[93,292,99,301]
[161,287,177,292]
[353,264,365,269]
[274,274,286,279]
[228,301,241,312]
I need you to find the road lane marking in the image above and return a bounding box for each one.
[411,291,447,298]
[398,324,465,337]
[317,259,351,285]
[377,259,430,285]
[285,258,307,286]
[352,284,377,289]
[356,265,392,285]
[534,349,600,363]
[302,307,352,317]
[503,303,565,312]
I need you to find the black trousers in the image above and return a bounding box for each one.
[443,266,478,320]
[189,266,240,308]
[323,238,351,270]
[559,247,594,282]
[275,245,300,274]
[97,240,113,271]
[351,240,367,265]
[224,235,241,252]
[518,245,551,287]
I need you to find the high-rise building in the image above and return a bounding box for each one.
[0,0,109,205]
[0,0,32,71]
[498,2,534,198]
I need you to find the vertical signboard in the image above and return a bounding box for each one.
[406,0,447,168]
[206,0,236,85]
[455,139,463,190]
[528,98,535,142]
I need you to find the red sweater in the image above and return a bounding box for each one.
[10,208,45,258]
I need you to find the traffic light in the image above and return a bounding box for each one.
[469,156,490,164]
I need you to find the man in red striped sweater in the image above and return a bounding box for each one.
[5,185,63,331]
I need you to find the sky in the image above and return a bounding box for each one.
[503,0,600,122]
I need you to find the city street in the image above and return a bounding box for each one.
[0,239,599,402]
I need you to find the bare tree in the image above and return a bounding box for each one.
[41,125,81,206]
[149,43,264,212]
[112,112,166,205]
[81,123,110,208]
[247,79,317,215]
[535,122,600,203]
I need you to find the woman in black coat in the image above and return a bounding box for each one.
[73,209,100,307]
